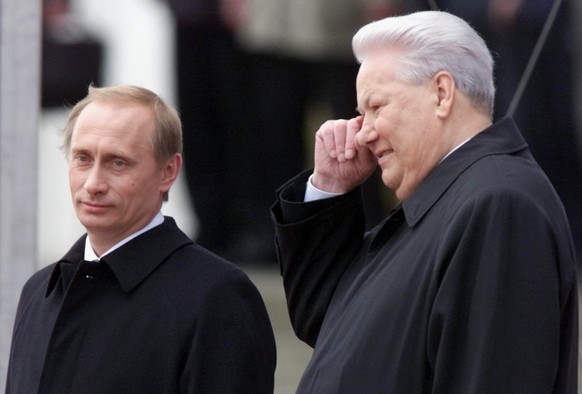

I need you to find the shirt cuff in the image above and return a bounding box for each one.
[304,174,344,202]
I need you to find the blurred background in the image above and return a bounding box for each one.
[10,0,582,392]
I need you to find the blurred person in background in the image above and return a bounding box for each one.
[164,0,262,262]
[42,0,103,108]
[439,0,582,264]
[6,85,276,393]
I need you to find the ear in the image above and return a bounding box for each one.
[159,153,183,194]
[433,71,455,118]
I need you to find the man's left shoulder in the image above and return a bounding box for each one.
[164,243,254,287]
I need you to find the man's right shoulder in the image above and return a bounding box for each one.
[21,263,57,294]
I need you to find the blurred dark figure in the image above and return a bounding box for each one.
[42,0,103,108]
[439,0,582,262]
[165,0,265,262]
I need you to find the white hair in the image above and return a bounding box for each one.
[353,11,495,116]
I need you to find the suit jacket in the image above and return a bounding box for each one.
[272,117,578,393]
[6,217,276,393]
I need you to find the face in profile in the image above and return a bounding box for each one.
[68,100,171,244]
[356,51,447,200]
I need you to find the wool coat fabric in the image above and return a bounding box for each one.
[272,117,578,393]
[6,217,276,394]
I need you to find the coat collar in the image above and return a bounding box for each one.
[46,216,192,296]
[400,117,529,227]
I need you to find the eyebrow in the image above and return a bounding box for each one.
[69,147,90,157]
[70,147,135,163]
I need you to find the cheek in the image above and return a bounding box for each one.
[121,171,158,197]
[111,177,138,195]
[374,116,393,140]
[68,169,84,190]
[375,106,406,138]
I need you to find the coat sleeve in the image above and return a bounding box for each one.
[271,171,367,347]
[179,269,277,394]
[427,187,578,393]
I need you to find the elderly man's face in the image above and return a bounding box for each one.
[68,101,169,245]
[356,51,448,201]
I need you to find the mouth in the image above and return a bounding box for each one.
[376,149,394,160]
[80,201,111,213]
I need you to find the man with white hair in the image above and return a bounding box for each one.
[272,11,578,393]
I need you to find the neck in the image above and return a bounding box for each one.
[85,212,164,257]
[86,235,117,257]
[447,105,492,149]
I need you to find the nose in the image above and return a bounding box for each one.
[356,116,378,146]
[84,164,108,195]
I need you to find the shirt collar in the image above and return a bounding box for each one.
[46,216,192,296]
[84,212,164,261]
[440,138,471,164]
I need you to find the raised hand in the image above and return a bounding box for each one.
[312,116,377,194]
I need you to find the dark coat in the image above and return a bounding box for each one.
[6,217,276,394]
[272,118,578,393]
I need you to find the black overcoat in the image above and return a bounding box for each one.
[272,117,578,393]
[6,217,276,393]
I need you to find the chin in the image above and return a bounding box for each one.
[77,214,109,230]
[380,174,395,189]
